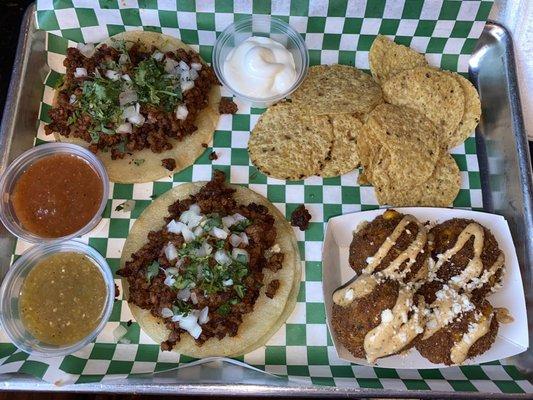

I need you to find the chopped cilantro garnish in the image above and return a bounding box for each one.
[89,131,100,144]
[80,77,123,135]
[231,219,251,233]
[217,303,231,316]
[146,260,160,283]
[234,284,245,299]
[203,214,223,231]
[133,58,182,112]
[172,300,191,317]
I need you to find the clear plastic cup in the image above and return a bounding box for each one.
[0,240,115,357]
[0,143,109,243]
[212,15,309,108]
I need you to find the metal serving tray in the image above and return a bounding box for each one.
[0,4,531,398]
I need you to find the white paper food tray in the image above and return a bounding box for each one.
[322,208,529,369]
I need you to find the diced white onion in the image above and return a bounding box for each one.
[190,291,198,305]
[164,275,176,287]
[123,104,145,126]
[232,248,249,263]
[161,307,174,318]
[201,241,213,256]
[232,213,246,222]
[239,232,249,246]
[69,94,77,104]
[94,68,101,78]
[178,313,202,339]
[180,210,203,228]
[189,68,199,81]
[118,53,129,65]
[189,204,201,214]
[222,215,236,228]
[177,288,191,301]
[119,89,138,106]
[182,225,195,243]
[222,279,233,286]
[77,42,94,57]
[171,314,182,322]
[165,267,179,276]
[112,324,128,341]
[193,226,204,237]
[152,51,164,61]
[164,58,179,74]
[116,122,132,134]
[198,306,209,324]
[191,62,202,71]
[229,233,242,248]
[175,105,189,120]
[74,67,87,78]
[180,69,190,82]
[211,227,228,240]
[105,69,120,81]
[181,80,194,92]
[121,73,131,81]
[167,220,185,234]
[214,250,231,265]
[164,242,178,261]
[179,61,190,72]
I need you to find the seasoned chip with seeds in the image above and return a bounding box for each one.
[248,102,334,180]
[290,65,383,118]
[319,114,362,178]
[381,67,465,139]
[369,35,428,84]
[444,72,482,149]
[359,104,442,191]
[375,154,460,207]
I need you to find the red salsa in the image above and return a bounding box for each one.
[11,153,104,238]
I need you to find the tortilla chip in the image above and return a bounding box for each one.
[53,31,221,183]
[381,67,465,140]
[319,114,362,178]
[121,182,301,358]
[359,104,442,191]
[248,101,334,180]
[375,154,460,207]
[445,72,481,149]
[369,35,428,84]
[290,64,383,119]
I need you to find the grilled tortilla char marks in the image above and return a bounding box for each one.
[349,209,429,283]
[45,43,218,159]
[117,171,283,351]
[161,158,176,171]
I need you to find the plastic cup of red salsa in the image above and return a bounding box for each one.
[0,143,109,243]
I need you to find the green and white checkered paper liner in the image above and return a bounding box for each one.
[0,0,530,394]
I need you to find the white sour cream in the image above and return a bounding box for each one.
[223,36,297,98]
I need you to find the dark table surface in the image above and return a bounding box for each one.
[0,2,531,399]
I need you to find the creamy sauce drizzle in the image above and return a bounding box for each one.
[364,288,425,363]
[363,215,427,280]
[332,274,377,307]
[423,285,473,340]
[450,315,492,364]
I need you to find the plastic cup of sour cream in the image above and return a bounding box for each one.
[213,15,309,108]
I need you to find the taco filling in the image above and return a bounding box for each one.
[117,171,285,351]
[45,39,219,160]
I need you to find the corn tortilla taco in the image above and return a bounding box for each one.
[46,31,221,183]
[118,171,301,357]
